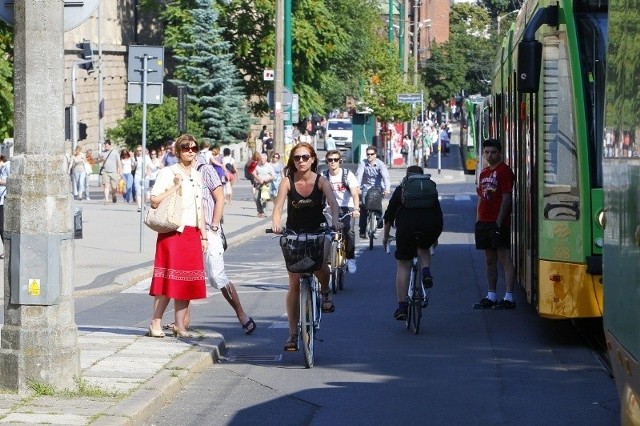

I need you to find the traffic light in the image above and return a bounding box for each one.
[77,41,94,71]
[78,122,87,141]
[64,107,71,140]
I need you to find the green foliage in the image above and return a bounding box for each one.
[106,97,204,149]
[169,0,252,143]
[0,21,13,139]
[423,3,496,106]
[218,0,386,117]
[360,45,417,122]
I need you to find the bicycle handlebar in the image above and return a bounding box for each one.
[266,226,338,236]
[384,235,396,254]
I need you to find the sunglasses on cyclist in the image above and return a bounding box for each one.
[181,145,198,153]
[293,154,311,162]
[326,158,341,163]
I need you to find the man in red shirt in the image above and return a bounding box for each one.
[473,139,516,310]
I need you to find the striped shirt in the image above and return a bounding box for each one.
[200,164,222,229]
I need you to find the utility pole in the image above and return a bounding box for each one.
[399,0,405,78]
[283,0,293,158]
[274,0,284,156]
[0,0,80,392]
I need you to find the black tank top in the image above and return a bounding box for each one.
[286,174,326,232]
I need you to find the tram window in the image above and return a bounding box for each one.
[542,35,580,221]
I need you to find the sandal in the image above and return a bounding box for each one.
[284,334,298,351]
[242,318,257,335]
[321,292,336,313]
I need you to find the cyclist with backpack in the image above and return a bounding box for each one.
[323,150,360,273]
[382,165,443,321]
[356,146,391,238]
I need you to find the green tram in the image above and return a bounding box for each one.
[459,95,490,175]
[602,0,640,421]
[491,0,606,319]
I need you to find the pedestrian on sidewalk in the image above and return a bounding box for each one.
[473,139,516,310]
[148,134,207,339]
[199,156,256,335]
[252,153,275,218]
[99,140,121,204]
[222,147,237,205]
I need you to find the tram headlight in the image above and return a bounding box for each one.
[595,237,604,248]
[597,210,606,229]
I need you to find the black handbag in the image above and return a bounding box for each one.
[220,226,228,251]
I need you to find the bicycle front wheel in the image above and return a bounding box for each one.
[299,277,315,368]
[337,265,345,291]
[330,267,339,294]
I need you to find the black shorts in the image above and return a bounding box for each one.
[475,221,510,250]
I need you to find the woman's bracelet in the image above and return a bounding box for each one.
[201,237,208,241]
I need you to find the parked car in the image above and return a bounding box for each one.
[324,119,353,150]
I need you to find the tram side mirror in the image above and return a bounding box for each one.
[517,40,542,93]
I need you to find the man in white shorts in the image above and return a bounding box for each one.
[200,157,256,334]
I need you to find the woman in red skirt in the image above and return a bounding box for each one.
[148,135,207,338]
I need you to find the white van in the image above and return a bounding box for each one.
[325,119,353,149]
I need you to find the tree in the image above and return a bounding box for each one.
[106,97,204,149]
[170,0,252,143]
[423,3,495,106]
[360,45,416,122]
[0,21,13,139]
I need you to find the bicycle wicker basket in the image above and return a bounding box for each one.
[279,233,326,273]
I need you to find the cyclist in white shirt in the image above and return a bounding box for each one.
[324,150,360,273]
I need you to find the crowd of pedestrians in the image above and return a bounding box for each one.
[66,119,517,350]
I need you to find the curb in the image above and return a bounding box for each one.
[91,332,225,426]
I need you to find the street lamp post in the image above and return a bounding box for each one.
[497,9,519,35]
[413,1,420,86]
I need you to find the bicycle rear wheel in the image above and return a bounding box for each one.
[407,266,422,334]
[368,213,375,250]
[299,277,315,368]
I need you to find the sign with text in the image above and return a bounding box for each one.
[263,69,274,81]
[397,93,423,104]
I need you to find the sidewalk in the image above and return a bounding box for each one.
[0,153,466,425]
[0,178,271,426]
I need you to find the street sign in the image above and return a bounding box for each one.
[127,82,163,105]
[128,46,165,84]
[263,69,274,81]
[267,87,294,109]
[292,94,299,123]
[0,0,101,32]
[397,93,423,104]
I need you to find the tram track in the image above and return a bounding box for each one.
[572,318,613,378]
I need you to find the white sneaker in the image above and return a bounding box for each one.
[347,259,357,274]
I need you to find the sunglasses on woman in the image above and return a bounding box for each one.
[293,154,311,162]
[181,145,198,153]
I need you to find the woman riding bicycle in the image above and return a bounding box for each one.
[382,165,443,321]
[272,142,342,351]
